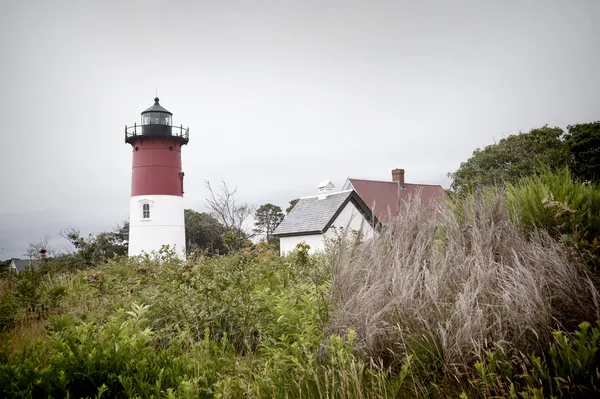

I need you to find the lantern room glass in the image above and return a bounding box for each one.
[142,112,171,126]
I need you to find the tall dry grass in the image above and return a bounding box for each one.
[327,190,599,380]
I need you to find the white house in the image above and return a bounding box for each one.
[8,258,40,274]
[273,180,378,255]
[273,169,450,256]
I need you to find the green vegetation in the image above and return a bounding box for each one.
[2,120,600,397]
[0,246,397,398]
[506,167,600,273]
[184,209,228,256]
[2,170,600,397]
[448,121,600,196]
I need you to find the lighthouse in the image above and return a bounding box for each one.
[125,97,189,259]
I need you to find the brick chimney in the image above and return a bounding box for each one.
[392,168,405,187]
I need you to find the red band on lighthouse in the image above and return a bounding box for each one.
[131,137,184,196]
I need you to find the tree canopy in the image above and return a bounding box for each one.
[253,203,284,243]
[60,220,129,267]
[446,122,600,195]
[184,209,227,256]
[563,121,600,183]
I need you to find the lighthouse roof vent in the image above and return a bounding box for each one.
[141,97,173,115]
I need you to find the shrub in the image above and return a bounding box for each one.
[0,292,19,332]
[506,167,600,273]
[472,320,600,398]
[327,190,599,395]
[0,280,401,398]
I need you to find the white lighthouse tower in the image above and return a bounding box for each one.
[124,97,189,259]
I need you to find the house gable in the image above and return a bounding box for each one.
[326,196,376,240]
[321,191,379,234]
[9,258,40,273]
[274,189,379,238]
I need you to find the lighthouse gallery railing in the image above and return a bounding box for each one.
[125,124,190,143]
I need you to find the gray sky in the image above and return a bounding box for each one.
[1,0,599,258]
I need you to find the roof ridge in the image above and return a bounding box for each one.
[299,189,354,200]
[348,178,396,184]
[404,183,445,188]
[349,178,443,188]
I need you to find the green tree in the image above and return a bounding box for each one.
[564,121,600,183]
[448,125,569,195]
[253,203,284,243]
[184,209,227,256]
[60,220,129,267]
[0,259,9,274]
[286,198,299,214]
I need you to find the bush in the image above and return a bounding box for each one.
[0,256,400,398]
[0,292,19,332]
[327,190,599,396]
[506,167,600,273]
[472,320,600,398]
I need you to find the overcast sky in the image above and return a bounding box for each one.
[1,0,599,258]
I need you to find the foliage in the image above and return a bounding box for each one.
[0,247,400,398]
[506,167,600,273]
[448,125,568,195]
[564,121,600,183]
[184,208,227,256]
[253,203,284,245]
[471,320,600,398]
[448,121,600,196]
[0,292,19,332]
[0,259,9,274]
[60,221,129,267]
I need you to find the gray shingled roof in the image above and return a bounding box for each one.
[274,191,353,236]
[10,258,40,272]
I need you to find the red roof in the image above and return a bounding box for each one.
[348,179,449,222]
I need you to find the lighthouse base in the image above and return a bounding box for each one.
[128,195,186,260]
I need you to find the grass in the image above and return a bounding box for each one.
[327,189,599,396]
[0,318,47,359]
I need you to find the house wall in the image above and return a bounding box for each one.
[279,200,375,255]
[280,234,326,255]
[325,200,375,240]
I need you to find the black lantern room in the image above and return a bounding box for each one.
[125,97,189,145]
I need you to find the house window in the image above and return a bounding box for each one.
[142,203,150,219]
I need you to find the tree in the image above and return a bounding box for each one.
[113,220,129,253]
[448,125,569,195]
[564,121,600,183]
[59,220,129,267]
[253,203,284,243]
[286,198,299,214]
[184,209,227,255]
[0,259,9,274]
[24,235,56,260]
[204,180,255,251]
